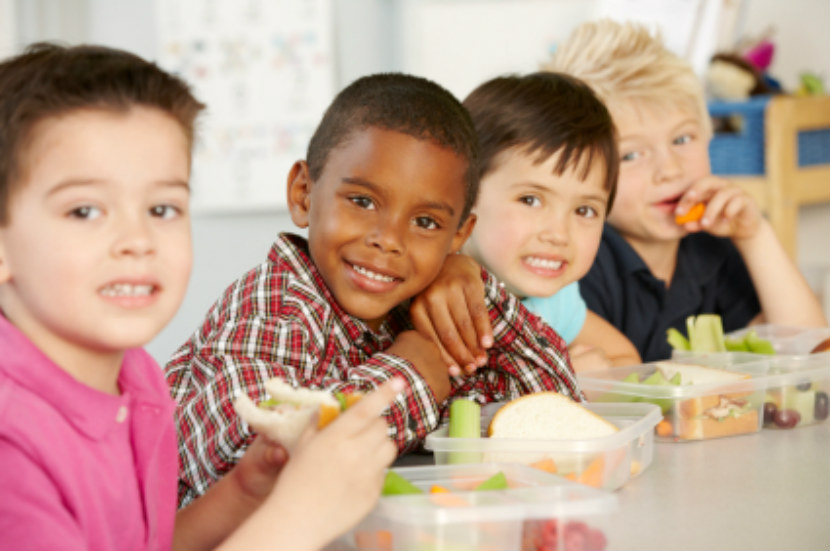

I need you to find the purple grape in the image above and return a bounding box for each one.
[773,409,801,429]
[763,402,778,425]
[815,392,829,421]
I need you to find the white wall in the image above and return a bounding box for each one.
[8,0,830,363]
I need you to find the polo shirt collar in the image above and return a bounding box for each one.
[603,225,650,276]
[603,225,725,287]
[0,314,161,440]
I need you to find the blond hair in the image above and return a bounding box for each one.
[544,19,712,137]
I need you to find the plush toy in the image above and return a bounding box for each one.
[706,52,777,101]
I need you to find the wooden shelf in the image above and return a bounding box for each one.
[732,95,830,260]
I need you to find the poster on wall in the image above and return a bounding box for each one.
[155,0,336,213]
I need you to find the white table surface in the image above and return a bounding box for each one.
[607,421,830,551]
[393,422,830,550]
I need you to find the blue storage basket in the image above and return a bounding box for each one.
[709,95,830,175]
[708,96,771,175]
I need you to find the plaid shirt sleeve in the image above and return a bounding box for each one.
[165,260,443,506]
[446,269,584,407]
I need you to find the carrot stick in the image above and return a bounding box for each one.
[675,202,705,224]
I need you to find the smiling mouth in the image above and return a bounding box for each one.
[524,256,564,271]
[99,283,156,297]
[350,263,398,283]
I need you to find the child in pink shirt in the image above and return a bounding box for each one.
[0,42,401,551]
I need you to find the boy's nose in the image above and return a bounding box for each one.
[655,148,683,182]
[111,214,155,257]
[539,217,569,245]
[366,216,404,254]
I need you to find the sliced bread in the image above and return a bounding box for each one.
[487,392,618,440]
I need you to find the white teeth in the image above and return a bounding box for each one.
[525,256,563,270]
[352,264,395,282]
[100,284,154,297]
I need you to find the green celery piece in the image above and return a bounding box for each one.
[448,399,482,464]
[687,315,727,352]
[622,372,641,383]
[597,372,640,403]
[641,370,674,413]
[724,337,750,352]
[666,328,691,350]
[474,471,508,491]
[669,372,682,385]
[745,330,776,355]
[382,471,423,496]
[642,371,669,385]
[333,392,348,410]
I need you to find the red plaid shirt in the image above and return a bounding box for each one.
[166,233,581,505]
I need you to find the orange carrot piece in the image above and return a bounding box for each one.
[675,202,705,224]
[577,455,605,488]
[429,491,469,507]
[430,484,451,493]
[529,457,558,474]
[317,404,340,428]
[656,419,674,438]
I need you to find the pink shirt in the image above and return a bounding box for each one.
[0,315,177,551]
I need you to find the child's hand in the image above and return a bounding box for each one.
[265,379,403,547]
[230,436,290,503]
[674,175,763,240]
[410,254,493,377]
[387,330,452,402]
[568,343,612,373]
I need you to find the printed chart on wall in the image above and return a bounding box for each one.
[155,0,335,212]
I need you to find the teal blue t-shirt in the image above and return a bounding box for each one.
[521,281,586,345]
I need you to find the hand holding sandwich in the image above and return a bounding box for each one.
[174,378,405,551]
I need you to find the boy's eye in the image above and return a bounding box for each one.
[620,151,640,162]
[576,205,599,219]
[414,216,439,230]
[518,195,541,207]
[674,134,693,145]
[349,195,375,210]
[68,205,102,220]
[150,205,181,219]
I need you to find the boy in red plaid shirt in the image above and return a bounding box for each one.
[166,73,582,506]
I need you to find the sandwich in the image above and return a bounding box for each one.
[482,393,622,487]
[651,362,759,440]
[487,392,619,440]
[234,378,361,451]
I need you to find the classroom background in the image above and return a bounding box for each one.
[2,0,828,365]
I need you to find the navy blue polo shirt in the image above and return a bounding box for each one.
[580,225,761,361]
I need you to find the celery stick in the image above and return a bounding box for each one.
[474,471,508,491]
[382,471,423,496]
[447,399,482,464]
[666,328,690,350]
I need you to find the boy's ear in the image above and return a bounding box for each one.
[449,213,477,254]
[286,161,312,228]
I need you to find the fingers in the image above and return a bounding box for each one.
[435,291,485,374]
[411,300,463,375]
[463,283,494,353]
[677,176,753,229]
[340,377,405,426]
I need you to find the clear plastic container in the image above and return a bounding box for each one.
[671,325,830,429]
[344,463,618,551]
[423,402,661,491]
[577,358,770,442]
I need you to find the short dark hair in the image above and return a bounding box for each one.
[0,42,205,224]
[306,72,479,223]
[463,71,618,211]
